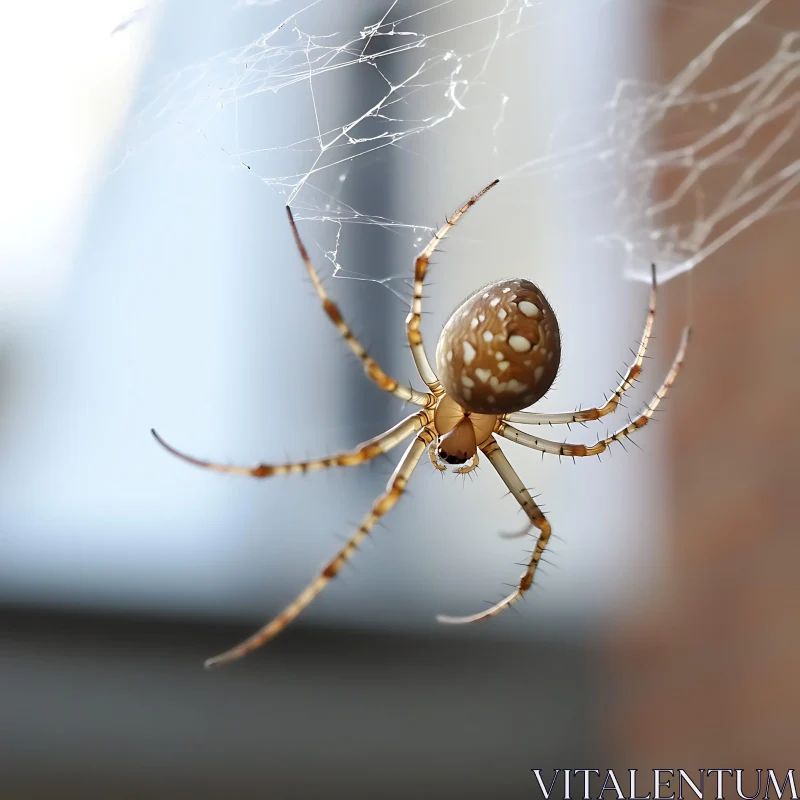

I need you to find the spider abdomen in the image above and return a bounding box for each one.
[435,278,561,414]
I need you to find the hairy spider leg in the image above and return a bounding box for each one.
[204,429,435,668]
[504,263,658,426]
[437,435,552,624]
[406,178,500,394]
[286,206,433,409]
[151,409,430,477]
[496,327,690,458]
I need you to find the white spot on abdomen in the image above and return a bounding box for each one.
[508,335,532,353]
[475,367,492,383]
[518,301,540,318]
[463,341,476,364]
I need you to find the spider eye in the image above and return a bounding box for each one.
[434,278,561,414]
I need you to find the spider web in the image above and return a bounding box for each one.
[117,0,800,292]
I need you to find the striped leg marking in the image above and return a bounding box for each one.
[406,179,500,394]
[437,436,551,624]
[204,429,434,668]
[497,327,690,458]
[504,264,659,426]
[151,410,430,478]
[287,207,432,408]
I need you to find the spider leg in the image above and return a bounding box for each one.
[504,264,658,426]
[151,409,430,478]
[204,428,434,668]
[428,440,447,472]
[437,435,550,625]
[496,327,690,457]
[454,452,479,475]
[406,179,500,394]
[286,207,433,409]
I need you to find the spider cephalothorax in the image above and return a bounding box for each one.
[429,394,497,473]
[153,178,690,668]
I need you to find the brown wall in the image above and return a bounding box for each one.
[603,0,800,767]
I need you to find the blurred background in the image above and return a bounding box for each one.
[0,0,797,796]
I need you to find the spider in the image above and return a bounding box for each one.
[152,178,690,669]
